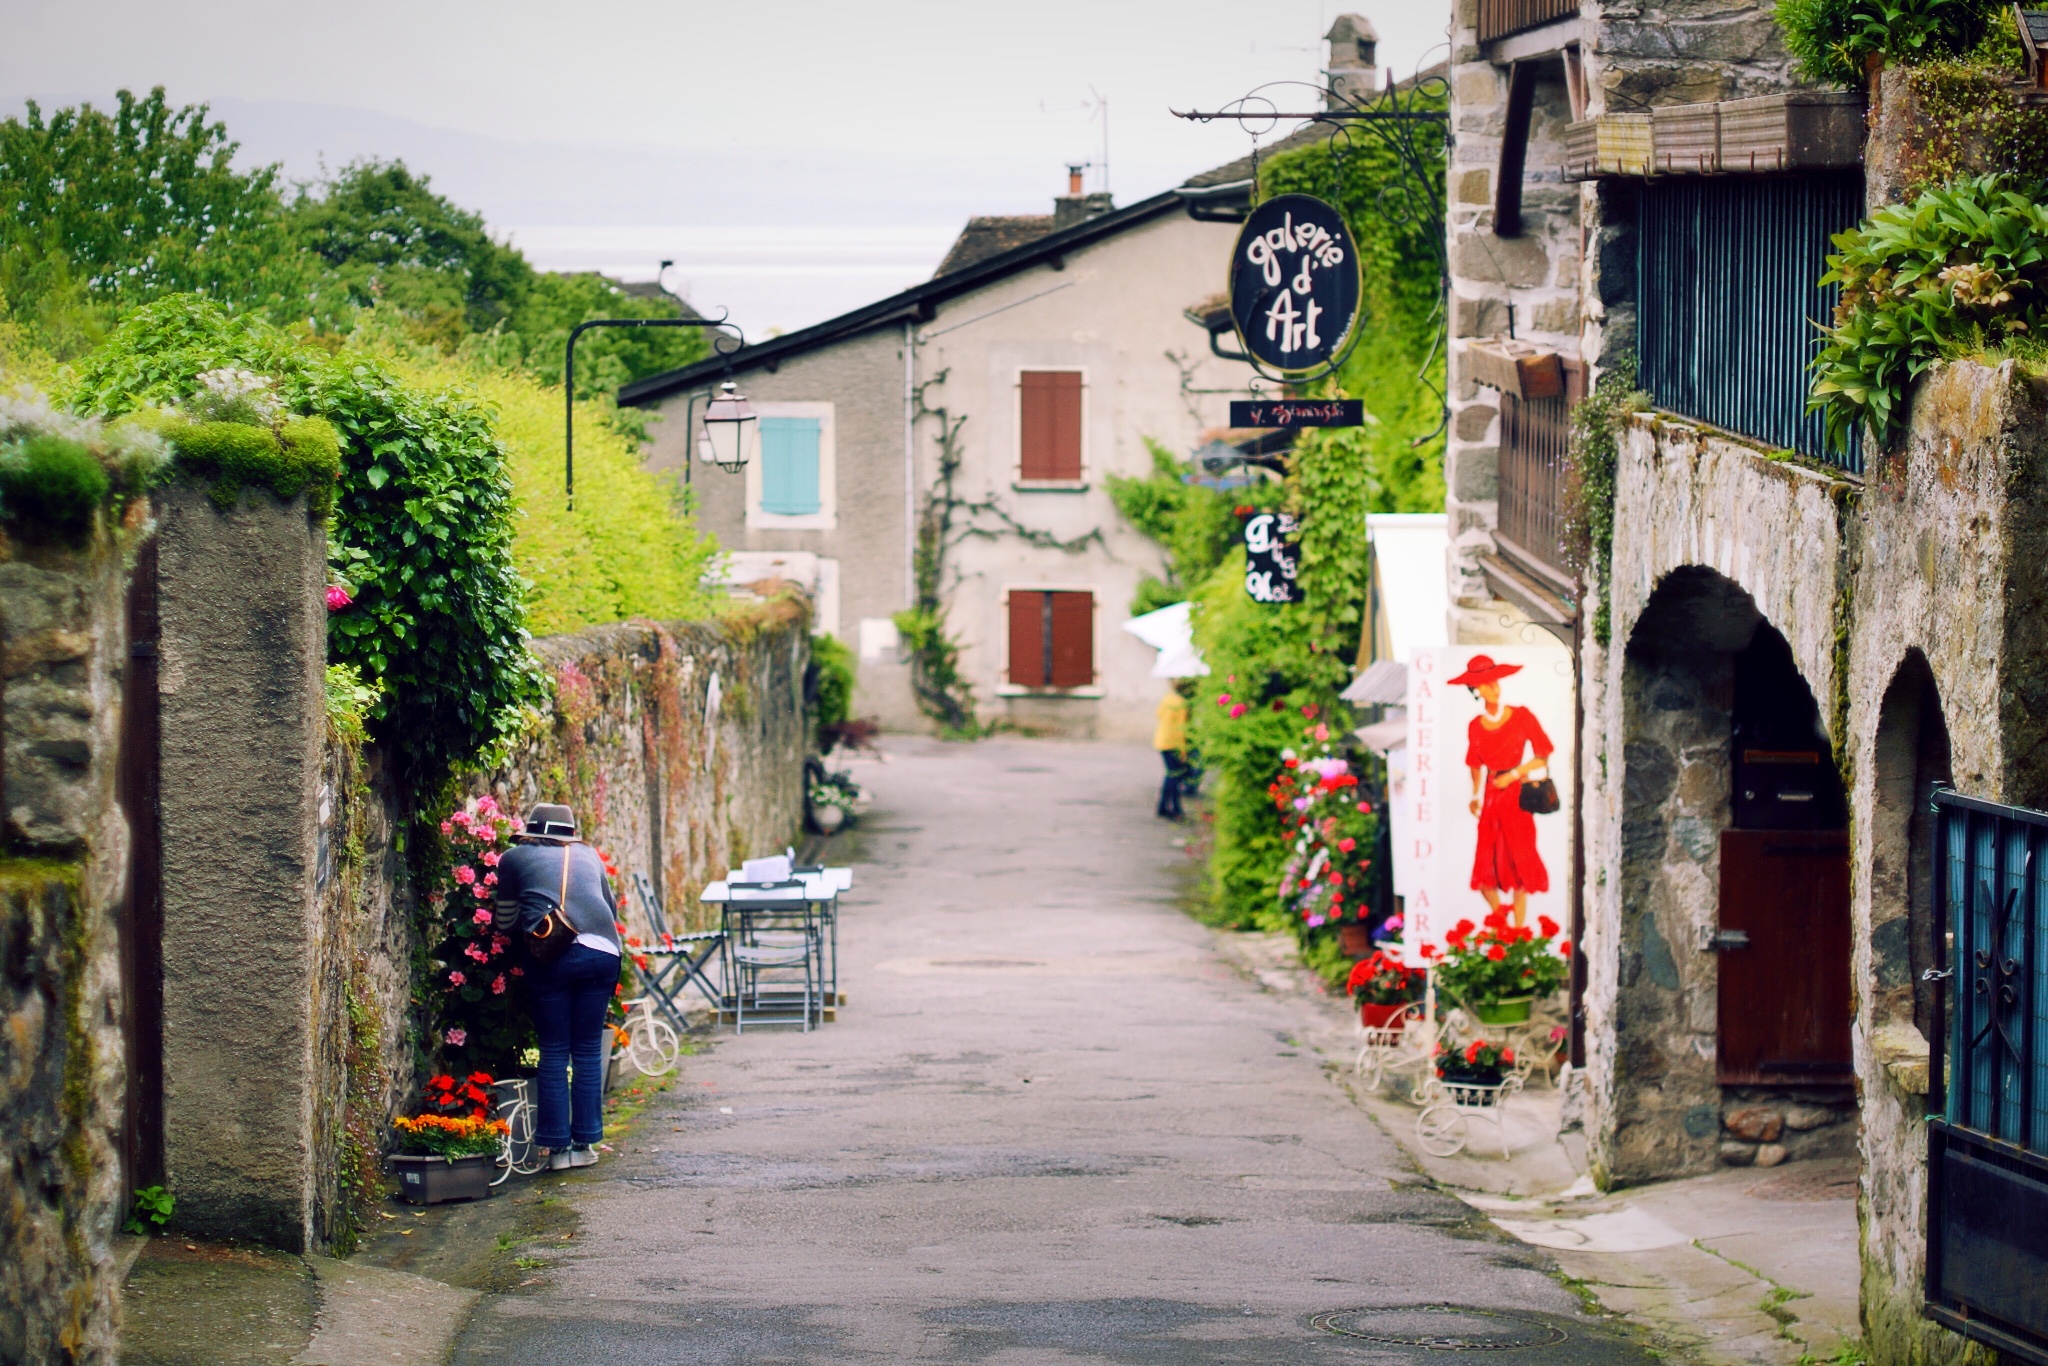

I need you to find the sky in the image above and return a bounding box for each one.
[3,0,1451,336]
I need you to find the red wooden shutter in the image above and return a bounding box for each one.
[1048,591,1093,688]
[1019,371,1083,480]
[1008,591,1047,687]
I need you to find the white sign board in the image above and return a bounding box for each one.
[1401,645,1575,965]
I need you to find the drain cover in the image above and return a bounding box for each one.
[1310,1304,1568,1351]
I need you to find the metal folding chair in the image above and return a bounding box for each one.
[790,863,839,1006]
[627,872,725,1031]
[722,880,823,1033]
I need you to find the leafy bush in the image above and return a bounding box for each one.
[1103,439,1250,613]
[1563,358,1649,647]
[1809,174,2048,453]
[0,385,168,540]
[809,631,860,753]
[1776,0,2001,85]
[66,295,541,792]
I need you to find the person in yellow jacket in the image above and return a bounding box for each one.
[1154,684,1190,820]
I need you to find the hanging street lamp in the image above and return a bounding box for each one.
[562,261,751,509]
[698,380,759,473]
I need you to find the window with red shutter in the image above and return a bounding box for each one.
[1008,591,1047,687]
[1007,590,1093,688]
[1018,371,1083,481]
[1048,591,1093,687]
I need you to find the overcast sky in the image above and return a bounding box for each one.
[4,0,1450,334]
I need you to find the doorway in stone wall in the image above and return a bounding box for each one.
[117,535,163,1195]
[1716,627,1853,1089]
[1868,651,1951,1047]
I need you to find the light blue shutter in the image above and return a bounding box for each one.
[759,417,821,515]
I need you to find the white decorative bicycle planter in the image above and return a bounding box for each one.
[1352,1004,1439,1095]
[1415,1073,1525,1159]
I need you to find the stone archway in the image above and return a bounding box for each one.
[1868,650,1951,1039]
[1604,565,1854,1182]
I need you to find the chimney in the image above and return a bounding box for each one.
[1054,164,1114,230]
[1325,13,1380,108]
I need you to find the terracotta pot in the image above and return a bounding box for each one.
[1470,996,1534,1025]
[1359,1001,1409,1029]
[1336,923,1374,958]
[389,1153,495,1205]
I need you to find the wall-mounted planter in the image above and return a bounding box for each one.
[1461,338,1567,401]
[389,1153,496,1205]
[1563,114,1651,179]
[1653,102,1721,174]
[1718,91,1864,172]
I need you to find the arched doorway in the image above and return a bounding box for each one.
[1613,566,1852,1178]
[1868,651,1951,1040]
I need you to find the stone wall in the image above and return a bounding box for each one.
[1584,415,1852,1185]
[0,503,149,1366]
[1845,359,2048,1366]
[482,595,811,938]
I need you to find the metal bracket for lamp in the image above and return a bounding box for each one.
[564,308,752,510]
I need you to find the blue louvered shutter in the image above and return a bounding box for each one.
[759,417,821,515]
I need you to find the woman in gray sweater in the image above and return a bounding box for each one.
[492,803,623,1169]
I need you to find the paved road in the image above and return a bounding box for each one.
[454,738,1654,1364]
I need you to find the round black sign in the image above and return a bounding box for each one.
[1228,193,1361,375]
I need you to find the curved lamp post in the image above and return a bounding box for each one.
[564,278,753,509]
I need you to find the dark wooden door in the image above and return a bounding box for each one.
[118,536,164,1193]
[1716,828,1851,1084]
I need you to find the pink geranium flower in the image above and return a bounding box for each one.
[491,975,507,995]
[325,585,353,612]
[472,907,491,925]
[482,851,501,867]
[454,865,476,885]
[448,970,466,987]
[444,1028,467,1047]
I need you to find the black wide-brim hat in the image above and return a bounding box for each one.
[526,803,578,837]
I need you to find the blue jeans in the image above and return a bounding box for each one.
[529,944,617,1147]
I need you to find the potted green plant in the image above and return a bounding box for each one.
[1436,1037,1516,1087]
[1429,911,1570,1025]
[1347,950,1423,1029]
[388,1072,505,1205]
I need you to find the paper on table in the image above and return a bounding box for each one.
[740,854,793,883]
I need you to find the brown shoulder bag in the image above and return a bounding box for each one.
[524,842,578,964]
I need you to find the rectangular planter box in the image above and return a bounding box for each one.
[1563,114,1651,179]
[1718,91,1864,172]
[1461,338,1566,401]
[1653,102,1721,174]
[389,1153,495,1205]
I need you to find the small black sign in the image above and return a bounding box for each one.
[1229,398,1364,429]
[1243,511,1303,604]
[1229,194,1362,374]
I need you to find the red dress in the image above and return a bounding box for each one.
[1466,705,1554,894]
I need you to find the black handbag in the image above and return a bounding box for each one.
[1519,777,1560,814]
[524,843,578,964]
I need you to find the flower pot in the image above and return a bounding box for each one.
[1359,1001,1410,1030]
[1336,923,1374,959]
[814,804,847,834]
[1436,1063,1505,1089]
[389,1153,495,1205]
[1470,996,1534,1025]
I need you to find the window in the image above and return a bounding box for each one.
[759,416,821,515]
[1007,590,1093,688]
[1636,173,1863,468]
[744,403,834,530]
[1018,371,1083,481]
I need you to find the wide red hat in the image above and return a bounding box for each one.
[1446,654,1523,687]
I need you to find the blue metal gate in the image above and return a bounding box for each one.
[1927,787,2048,1364]
[1636,173,1865,471]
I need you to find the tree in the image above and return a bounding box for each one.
[0,88,305,352]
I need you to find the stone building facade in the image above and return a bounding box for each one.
[1447,0,2042,1357]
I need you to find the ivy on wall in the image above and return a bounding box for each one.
[1563,358,1650,647]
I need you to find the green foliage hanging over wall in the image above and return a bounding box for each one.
[1809,174,2048,453]
[1775,0,2002,86]
[66,295,543,793]
[1564,358,1649,647]
[0,388,168,542]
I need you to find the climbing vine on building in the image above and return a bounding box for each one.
[894,367,1104,735]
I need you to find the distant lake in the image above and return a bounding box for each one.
[505,223,962,340]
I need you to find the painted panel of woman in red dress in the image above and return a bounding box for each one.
[1450,654,1554,929]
